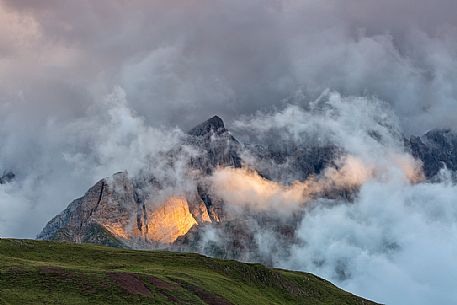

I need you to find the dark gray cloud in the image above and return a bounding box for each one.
[2,0,457,131]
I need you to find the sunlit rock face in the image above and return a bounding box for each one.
[38,172,210,247]
[145,197,198,244]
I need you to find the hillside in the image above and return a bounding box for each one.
[0,239,377,305]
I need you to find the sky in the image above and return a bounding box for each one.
[1,1,457,304]
[1,0,457,132]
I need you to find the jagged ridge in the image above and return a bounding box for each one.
[38,116,457,259]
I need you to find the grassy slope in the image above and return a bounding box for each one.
[0,239,378,305]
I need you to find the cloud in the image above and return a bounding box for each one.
[209,155,373,216]
[233,92,405,160]
[203,94,442,305]
[0,87,184,238]
[282,172,457,305]
[1,0,457,131]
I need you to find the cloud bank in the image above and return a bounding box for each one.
[1,0,457,131]
[215,94,454,304]
[284,173,457,305]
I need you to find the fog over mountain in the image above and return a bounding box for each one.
[1,1,457,304]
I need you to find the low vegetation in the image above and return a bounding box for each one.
[0,239,377,305]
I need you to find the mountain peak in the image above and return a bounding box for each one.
[188,115,225,136]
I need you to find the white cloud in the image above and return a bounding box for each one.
[283,175,457,305]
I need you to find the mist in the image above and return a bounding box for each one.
[200,93,453,304]
[1,1,457,304]
[284,172,457,305]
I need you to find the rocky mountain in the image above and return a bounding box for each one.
[406,129,457,178]
[186,115,242,173]
[38,116,457,262]
[244,143,341,183]
[38,116,242,250]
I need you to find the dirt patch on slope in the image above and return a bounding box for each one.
[180,281,234,305]
[39,267,67,274]
[147,275,232,305]
[147,275,179,291]
[147,275,185,304]
[108,272,151,296]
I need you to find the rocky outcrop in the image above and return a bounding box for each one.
[186,115,242,173]
[37,173,134,246]
[245,143,341,183]
[174,214,299,265]
[188,115,226,137]
[38,171,212,247]
[406,129,457,178]
[185,115,242,223]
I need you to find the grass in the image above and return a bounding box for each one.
[0,238,378,305]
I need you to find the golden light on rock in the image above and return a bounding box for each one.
[101,152,425,243]
[101,195,203,244]
[146,196,198,244]
[103,223,130,239]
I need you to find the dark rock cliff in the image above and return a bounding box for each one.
[406,129,457,178]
